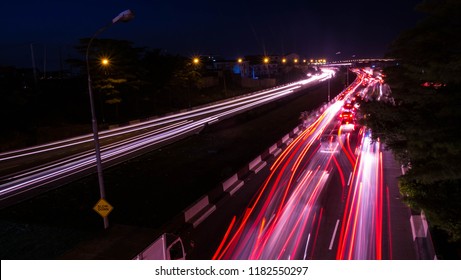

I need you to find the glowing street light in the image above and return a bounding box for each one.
[263,57,269,64]
[237,58,243,63]
[101,58,110,66]
[86,9,134,229]
[193,57,200,65]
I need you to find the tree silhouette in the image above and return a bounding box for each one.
[360,0,461,242]
[69,38,144,121]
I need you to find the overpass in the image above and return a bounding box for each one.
[325,58,397,68]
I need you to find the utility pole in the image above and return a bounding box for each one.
[30,43,38,87]
[43,44,47,79]
[346,67,349,86]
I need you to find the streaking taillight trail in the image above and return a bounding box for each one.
[336,131,384,260]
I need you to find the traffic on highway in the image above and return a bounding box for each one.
[210,70,396,259]
[1,67,411,260]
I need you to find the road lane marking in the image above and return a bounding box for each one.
[347,172,353,186]
[329,219,340,250]
[303,233,311,260]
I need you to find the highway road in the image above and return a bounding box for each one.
[335,129,384,259]
[0,70,335,207]
[211,74,363,260]
[212,111,345,259]
[187,70,418,259]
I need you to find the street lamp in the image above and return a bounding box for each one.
[86,9,134,229]
[101,58,110,66]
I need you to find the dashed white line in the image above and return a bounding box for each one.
[329,219,340,250]
[347,171,353,186]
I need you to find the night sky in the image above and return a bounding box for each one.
[1,0,424,70]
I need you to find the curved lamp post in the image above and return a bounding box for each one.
[86,9,134,229]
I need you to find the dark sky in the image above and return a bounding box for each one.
[1,0,424,70]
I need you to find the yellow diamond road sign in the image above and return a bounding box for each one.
[93,198,113,218]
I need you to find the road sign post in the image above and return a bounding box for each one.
[93,198,113,219]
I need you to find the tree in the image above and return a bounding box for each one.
[93,77,127,120]
[140,50,183,111]
[68,38,145,121]
[168,59,203,108]
[360,0,461,241]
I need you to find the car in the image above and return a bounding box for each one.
[341,117,354,124]
[339,111,354,119]
[320,134,339,153]
[342,102,356,112]
[340,116,355,131]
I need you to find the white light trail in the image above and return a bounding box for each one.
[0,72,333,202]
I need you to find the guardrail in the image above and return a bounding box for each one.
[410,210,437,259]
[402,164,437,259]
